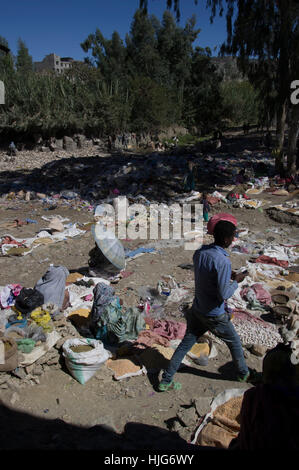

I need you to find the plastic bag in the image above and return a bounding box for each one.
[62,338,111,384]
[17,338,36,354]
[14,288,44,316]
[30,306,53,332]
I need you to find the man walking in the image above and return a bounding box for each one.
[159,220,261,392]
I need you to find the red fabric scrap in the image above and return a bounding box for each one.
[145,318,187,340]
[206,196,220,206]
[0,236,26,247]
[134,330,170,349]
[255,255,288,268]
[240,283,272,305]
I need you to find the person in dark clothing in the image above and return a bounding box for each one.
[230,343,299,450]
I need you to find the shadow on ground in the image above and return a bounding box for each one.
[0,133,270,204]
[0,401,220,451]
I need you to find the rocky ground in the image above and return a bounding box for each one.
[0,132,298,452]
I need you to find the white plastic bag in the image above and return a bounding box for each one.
[191,388,245,445]
[62,338,111,384]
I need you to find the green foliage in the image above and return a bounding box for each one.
[16,39,33,73]
[0,36,14,78]
[220,80,259,126]
[0,6,264,141]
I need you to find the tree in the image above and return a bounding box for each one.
[125,9,161,79]
[140,0,198,21]
[141,1,299,175]
[220,80,259,127]
[0,36,14,78]
[16,39,33,73]
[130,75,177,131]
[220,0,299,175]
[184,46,224,132]
[81,30,127,83]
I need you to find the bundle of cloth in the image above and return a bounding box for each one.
[87,282,146,345]
[34,265,70,316]
[240,283,272,311]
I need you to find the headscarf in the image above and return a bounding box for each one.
[35,265,69,308]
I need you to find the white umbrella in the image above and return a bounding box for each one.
[92,223,126,270]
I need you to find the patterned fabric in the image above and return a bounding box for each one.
[89,282,145,344]
[89,282,116,324]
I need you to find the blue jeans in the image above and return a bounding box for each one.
[161,311,249,384]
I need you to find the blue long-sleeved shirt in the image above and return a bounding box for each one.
[192,244,238,317]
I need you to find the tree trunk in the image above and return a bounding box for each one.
[275,100,287,174]
[287,106,299,176]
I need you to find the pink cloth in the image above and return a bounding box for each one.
[0,236,26,246]
[255,255,288,268]
[232,308,272,328]
[206,196,220,206]
[134,330,170,349]
[0,283,22,308]
[84,294,93,301]
[145,318,187,340]
[207,213,237,235]
[240,283,272,306]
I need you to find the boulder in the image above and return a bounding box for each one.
[250,344,268,357]
[176,405,198,428]
[54,138,64,150]
[74,134,88,148]
[63,136,77,152]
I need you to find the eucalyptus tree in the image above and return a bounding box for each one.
[141,0,299,174]
[16,39,33,74]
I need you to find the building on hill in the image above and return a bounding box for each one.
[34,53,76,74]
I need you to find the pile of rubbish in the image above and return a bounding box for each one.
[0,224,298,390]
[0,263,194,388]
[0,146,297,211]
[0,215,88,257]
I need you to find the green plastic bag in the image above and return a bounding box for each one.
[17,338,36,354]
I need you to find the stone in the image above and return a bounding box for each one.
[11,368,27,379]
[33,365,44,376]
[0,373,8,385]
[74,134,88,148]
[31,377,40,385]
[176,405,198,428]
[55,138,64,149]
[47,357,59,366]
[193,397,213,417]
[243,348,251,359]
[124,388,136,398]
[250,344,268,357]
[10,391,19,405]
[63,136,77,152]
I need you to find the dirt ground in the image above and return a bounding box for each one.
[0,139,298,452]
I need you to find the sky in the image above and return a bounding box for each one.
[1,0,228,62]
